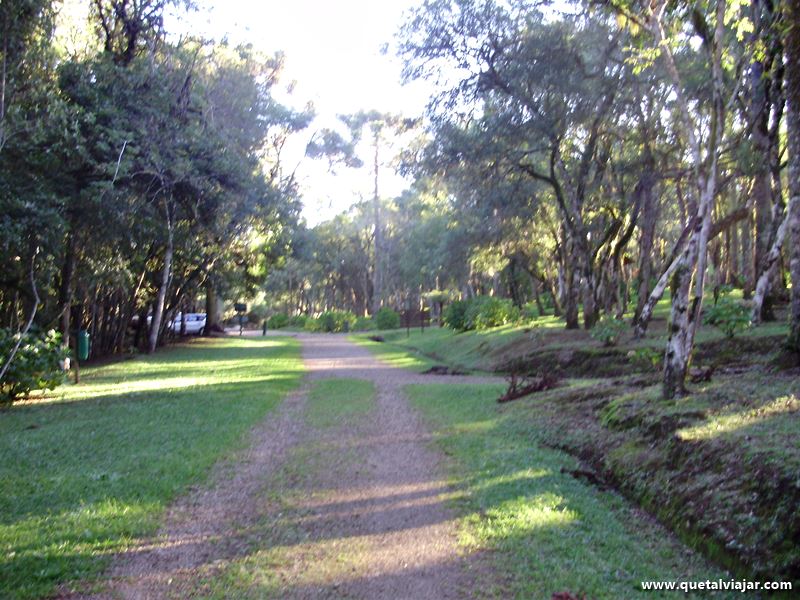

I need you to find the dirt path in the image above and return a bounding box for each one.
[82,334,500,599]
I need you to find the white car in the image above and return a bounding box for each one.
[169,312,206,335]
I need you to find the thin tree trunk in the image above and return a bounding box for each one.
[751,0,775,317]
[58,233,77,348]
[752,193,790,323]
[148,203,173,353]
[660,0,725,398]
[371,133,383,315]
[563,238,580,329]
[742,213,754,298]
[634,178,659,322]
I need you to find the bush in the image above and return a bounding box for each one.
[303,317,322,332]
[443,299,468,330]
[627,347,661,371]
[522,302,541,320]
[704,296,750,338]
[314,310,357,333]
[442,296,521,331]
[267,313,289,329]
[590,316,627,346]
[464,296,520,330]
[353,316,376,331]
[288,314,308,328]
[375,307,400,330]
[0,329,69,402]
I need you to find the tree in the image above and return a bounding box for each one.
[786,0,800,353]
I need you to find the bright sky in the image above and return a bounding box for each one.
[170,0,432,226]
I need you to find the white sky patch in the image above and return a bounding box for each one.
[168,0,433,225]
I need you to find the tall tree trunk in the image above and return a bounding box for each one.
[371,134,383,315]
[750,3,776,318]
[752,205,791,323]
[661,0,725,398]
[148,205,173,354]
[663,187,715,399]
[634,177,659,323]
[204,276,222,334]
[729,216,740,283]
[786,0,800,352]
[58,233,77,347]
[563,238,580,329]
[742,213,754,298]
[581,261,597,329]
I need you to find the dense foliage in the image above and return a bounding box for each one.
[0,329,68,402]
[375,307,401,330]
[704,297,752,339]
[590,317,628,347]
[441,296,520,331]
[0,1,309,399]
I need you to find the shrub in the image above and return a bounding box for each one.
[0,329,69,403]
[704,296,750,338]
[315,310,357,333]
[627,347,661,371]
[375,307,400,330]
[522,302,541,320]
[442,299,468,330]
[303,317,322,332]
[267,313,289,329]
[353,316,376,331]
[288,314,308,328]
[590,316,627,346]
[464,296,520,330]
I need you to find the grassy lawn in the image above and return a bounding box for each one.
[406,383,733,599]
[0,336,303,599]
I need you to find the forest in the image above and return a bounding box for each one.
[264,0,800,401]
[1,0,799,400]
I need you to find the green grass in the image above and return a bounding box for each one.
[306,378,376,428]
[352,324,534,372]
[349,333,439,371]
[406,383,733,599]
[0,337,304,599]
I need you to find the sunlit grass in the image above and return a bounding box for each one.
[406,383,732,599]
[0,337,303,599]
[348,334,437,371]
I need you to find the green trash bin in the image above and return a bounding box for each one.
[77,330,90,361]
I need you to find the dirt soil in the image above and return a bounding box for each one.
[74,333,500,599]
